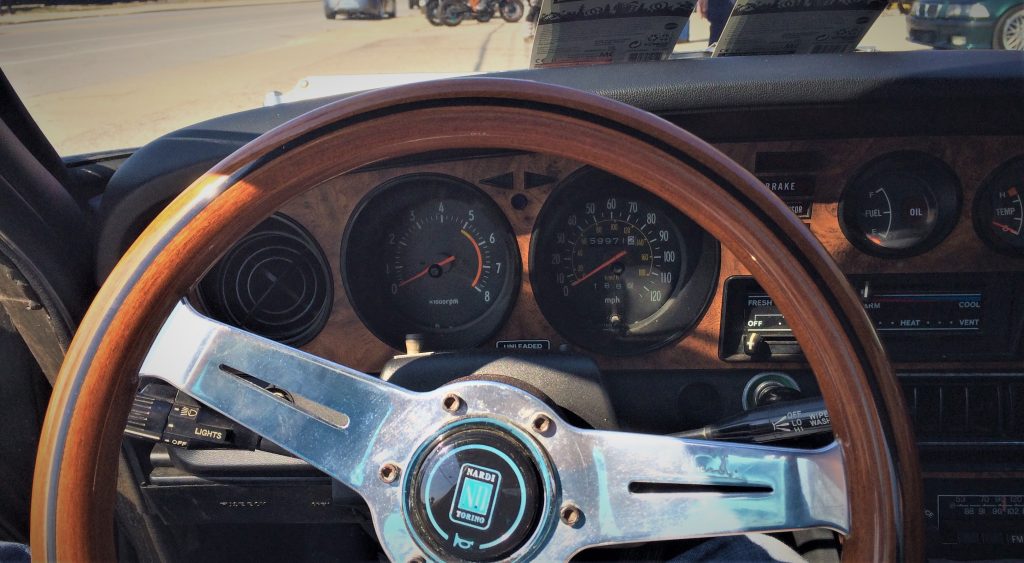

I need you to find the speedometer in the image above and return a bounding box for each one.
[547,194,680,324]
[530,168,719,355]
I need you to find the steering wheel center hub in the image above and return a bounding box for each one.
[407,424,545,561]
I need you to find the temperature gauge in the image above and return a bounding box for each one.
[840,152,961,257]
[974,157,1024,256]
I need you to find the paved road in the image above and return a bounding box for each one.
[0,1,534,154]
[0,2,920,155]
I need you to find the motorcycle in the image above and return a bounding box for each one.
[439,0,523,25]
[424,0,445,25]
[891,0,912,13]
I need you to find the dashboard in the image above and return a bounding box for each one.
[193,136,1024,373]
[89,52,1024,562]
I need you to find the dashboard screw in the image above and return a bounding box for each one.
[379,462,400,484]
[560,504,583,527]
[532,413,553,434]
[442,393,462,413]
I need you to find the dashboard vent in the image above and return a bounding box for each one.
[198,214,332,346]
[901,378,1020,443]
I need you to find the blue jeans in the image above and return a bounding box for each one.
[0,542,29,563]
[707,0,736,44]
[669,535,788,561]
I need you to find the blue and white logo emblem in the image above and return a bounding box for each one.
[449,463,502,530]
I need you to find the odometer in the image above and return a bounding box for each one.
[342,174,520,350]
[530,168,719,355]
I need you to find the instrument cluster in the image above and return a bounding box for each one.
[194,146,1024,362]
[340,168,719,355]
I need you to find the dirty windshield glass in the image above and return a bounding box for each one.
[0,0,1014,155]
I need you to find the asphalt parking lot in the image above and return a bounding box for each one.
[0,0,923,155]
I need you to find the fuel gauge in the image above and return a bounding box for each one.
[840,152,961,258]
[975,157,1024,256]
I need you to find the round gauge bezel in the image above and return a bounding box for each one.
[529,167,720,356]
[196,212,333,347]
[839,151,961,258]
[973,156,1024,257]
[341,173,521,351]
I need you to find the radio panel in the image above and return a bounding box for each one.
[925,478,1024,560]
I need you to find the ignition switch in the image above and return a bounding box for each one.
[742,371,802,410]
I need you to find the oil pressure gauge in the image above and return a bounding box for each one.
[839,152,961,258]
[974,157,1024,256]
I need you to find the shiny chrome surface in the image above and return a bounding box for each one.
[142,301,850,561]
[538,432,848,560]
[1003,10,1024,50]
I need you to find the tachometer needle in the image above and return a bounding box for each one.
[571,250,628,287]
[399,255,456,287]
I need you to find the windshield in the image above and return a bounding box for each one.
[0,0,1009,155]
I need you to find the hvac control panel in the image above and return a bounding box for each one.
[720,273,1024,362]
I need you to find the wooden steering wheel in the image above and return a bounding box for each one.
[31,79,922,561]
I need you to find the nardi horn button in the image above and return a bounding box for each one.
[408,425,543,561]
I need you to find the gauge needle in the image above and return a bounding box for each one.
[571,250,628,287]
[992,220,1021,236]
[398,255,456,287]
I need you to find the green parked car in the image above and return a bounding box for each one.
[907,0,1024,49]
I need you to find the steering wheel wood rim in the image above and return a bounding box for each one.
[32,78,922,561]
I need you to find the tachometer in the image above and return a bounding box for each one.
[342,174,520,350]
[974,156,1024,256]
[530,168,719,355]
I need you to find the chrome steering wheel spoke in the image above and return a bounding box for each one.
[139,300,428,491]
[139,301,849,562]
[540,430,849,559]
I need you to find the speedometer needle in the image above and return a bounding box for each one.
[399,255,456,287]
[571,250,628,287]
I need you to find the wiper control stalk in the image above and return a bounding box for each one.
[673,396,832,444]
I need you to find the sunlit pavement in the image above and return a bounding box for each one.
[0,0,312,25]
[0,0,922,156]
